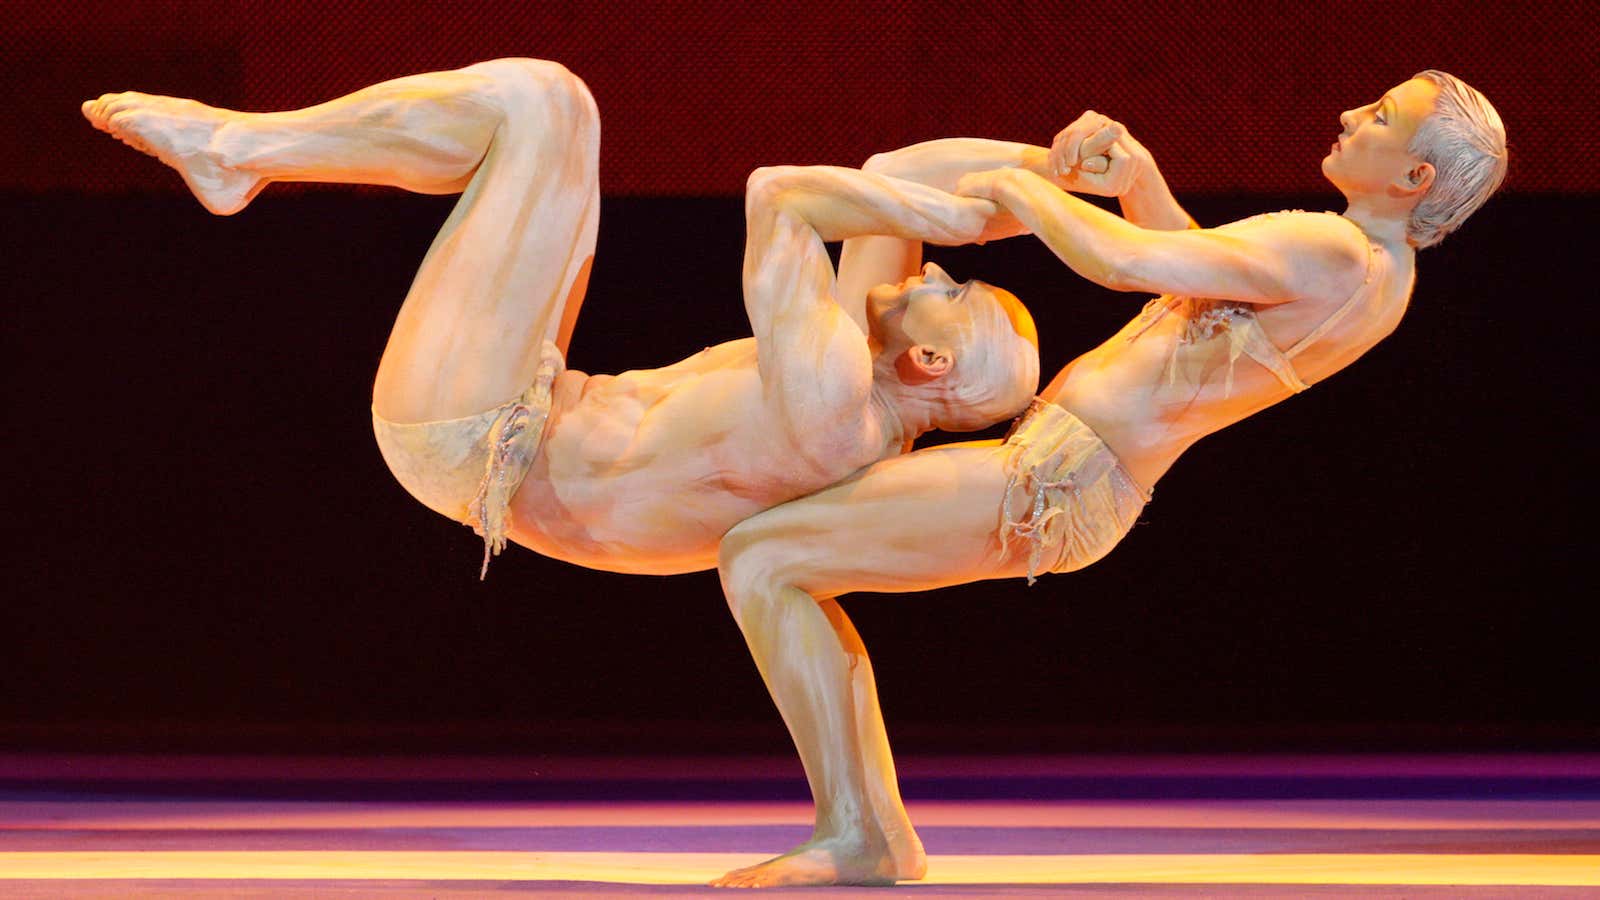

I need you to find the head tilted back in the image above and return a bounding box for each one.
[1407,70,1508,249]
[938,282,1040,432]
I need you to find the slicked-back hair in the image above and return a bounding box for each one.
[1407,70,1508,249]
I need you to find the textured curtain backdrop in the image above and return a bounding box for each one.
[7,0,1590,196]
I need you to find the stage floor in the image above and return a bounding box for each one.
[2,753,1597,897]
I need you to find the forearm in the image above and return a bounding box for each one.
[743,165,987,344]
[750,165,994,247]
[836,144,1018,335]
[978,168,1319,302]
[872,137,1195,234]
[834,140,1046,315]
[1118,158,1197,231]
[984,168,1148,289]
[863,138,1052,192]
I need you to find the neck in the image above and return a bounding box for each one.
[869,380,932,452]
[1340,196,1412,248]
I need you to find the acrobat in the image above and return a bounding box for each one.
[83,58,1043,578]
[712,71,1506,887]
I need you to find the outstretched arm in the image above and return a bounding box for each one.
[746,165,996,247]
[958,168,1367,305]
[836,120,1191,330]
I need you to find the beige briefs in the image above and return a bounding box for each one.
[371,341,564,579]
[999,399,1152,584]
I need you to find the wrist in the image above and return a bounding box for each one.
[1119,147,1158,195]
[987,167,1029,203]
[1019,146,1054,180]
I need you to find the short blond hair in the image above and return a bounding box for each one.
[1407,70,1508,249]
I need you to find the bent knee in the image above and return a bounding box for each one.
[718,517,806,616]
[465,58,597,128]
[744,165,816,210]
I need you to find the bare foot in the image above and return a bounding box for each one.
[82,91,263,215]
[710,833,926,888]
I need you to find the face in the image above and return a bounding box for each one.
[1321,77,1441,198]
[866,261,973,351]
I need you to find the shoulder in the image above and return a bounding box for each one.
[1214,211,1370,304]
[1216,211,1369,261]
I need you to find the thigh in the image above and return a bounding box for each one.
[375,59,600,423]
[722,441,1035,597]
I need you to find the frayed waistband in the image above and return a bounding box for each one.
[998,399,1149,584]
[372,341,563,579]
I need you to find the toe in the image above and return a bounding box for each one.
[85,97,111,128]
[104,96,138,118]
[710,868,752,888]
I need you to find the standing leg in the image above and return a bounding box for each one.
[84,58,600,424]
[713,441,1031,888]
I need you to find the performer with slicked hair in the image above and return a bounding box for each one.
[713,71,1507,887]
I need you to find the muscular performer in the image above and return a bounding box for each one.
[714,71,1507,887]
[80,58,1042,578]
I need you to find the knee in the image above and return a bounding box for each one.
[744,166,785,206]
[861,149,899,173]
[744,165,810,219]
[465,58,598,127]
[718,517,797,624]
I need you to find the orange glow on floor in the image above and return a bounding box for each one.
[4,755,1596,892]
[6,798,1598,831]
[0,850,1596,886]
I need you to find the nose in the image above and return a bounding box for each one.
[1339,109,1354,132]
[921,261,952,283]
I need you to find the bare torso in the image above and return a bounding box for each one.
[507,337,900,574]
[1049,221,1415,491]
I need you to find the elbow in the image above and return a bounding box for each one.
[1097,247,1147,292]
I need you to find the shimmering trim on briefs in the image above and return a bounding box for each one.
[372,341,562,580]
[998,399,1150,585]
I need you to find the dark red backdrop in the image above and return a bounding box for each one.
[4,3,1595,751]
[7,1,1590,197]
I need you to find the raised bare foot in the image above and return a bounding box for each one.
[82,91,263,215]
[710,833,926,888]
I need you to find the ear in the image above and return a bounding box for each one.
[1393,160,1435,198]
[894,344,952,384]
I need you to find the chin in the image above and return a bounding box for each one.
[1319,157,1346,192]
[865,284,898,314]
[865,298,892,332]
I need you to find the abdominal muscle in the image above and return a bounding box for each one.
[502,338,883,575]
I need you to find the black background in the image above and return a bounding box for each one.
[5,190,1591,754]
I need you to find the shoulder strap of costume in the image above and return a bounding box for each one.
[1285,217,1380,360]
